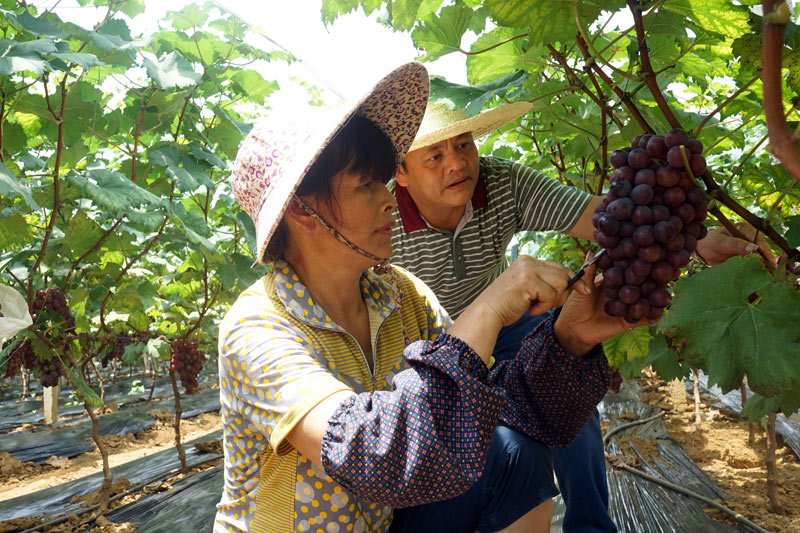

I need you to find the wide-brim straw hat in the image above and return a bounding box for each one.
[408,100,532,152]
[230,62,430,265]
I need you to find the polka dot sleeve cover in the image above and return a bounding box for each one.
[489,308,616,448]
[321,334,505,508]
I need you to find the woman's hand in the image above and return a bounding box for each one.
[696,223,776,267]
[451,256,591,363]
[553,261,657,356]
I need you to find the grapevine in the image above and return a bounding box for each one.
[592,129,709,323]
[170,338,205,394]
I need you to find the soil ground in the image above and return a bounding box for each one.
[1,378,799,532]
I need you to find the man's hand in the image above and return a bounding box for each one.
[553,261,658,356]
[696,223,776,267]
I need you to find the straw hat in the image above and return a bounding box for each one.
[230,62,430,265]
[408,100,532,152]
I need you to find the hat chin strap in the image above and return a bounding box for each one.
[292,195,391,272]
[292,195,410,346]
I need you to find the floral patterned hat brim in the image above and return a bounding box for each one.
[230,62,430,265]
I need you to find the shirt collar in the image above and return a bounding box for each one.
[394,172,488,234]
[270,260,397,329]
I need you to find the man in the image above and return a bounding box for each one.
[388,100,772,532]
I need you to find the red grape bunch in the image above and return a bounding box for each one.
[2,340,63,387]
[593,128,709,323]
[170,338,204,394]
[101,332,134,368]
[32,287,75,329]
[3,340,24,378]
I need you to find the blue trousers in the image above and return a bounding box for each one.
[391,311,616,532]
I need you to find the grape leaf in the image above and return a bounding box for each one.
[411,4,472,61]
[143,51,201,90]
[466,28,529,85]
[645,332,690,382]
[659,255,800,398]
[603,326,652,377]
[785,215,800,248]
[0,161,39,210]
[662,0,750,40]
[65,169,164,215]
[7,10,67,39]
[486,0,601,46]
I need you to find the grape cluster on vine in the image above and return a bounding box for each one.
[101,332,133,368]
[32,287,75,329]
[2,339,63,387]
[170,338,204,394]
[594,129,709,323]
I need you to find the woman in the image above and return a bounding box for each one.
[215,62,631,533]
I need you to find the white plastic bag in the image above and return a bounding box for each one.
[0,284,33,338]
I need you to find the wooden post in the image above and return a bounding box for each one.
[44,384,59,424]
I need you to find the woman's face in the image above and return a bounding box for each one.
[307,170,397,266]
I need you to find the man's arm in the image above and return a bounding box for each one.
[566,196,603,241]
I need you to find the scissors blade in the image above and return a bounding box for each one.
[565,249,606,291]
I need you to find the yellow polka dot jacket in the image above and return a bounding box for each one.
[214,261,613,532]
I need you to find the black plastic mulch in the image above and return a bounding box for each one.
[597,381,749,533]
[100,465,223,533]
[0,430,222,523]
[0,386,220,464]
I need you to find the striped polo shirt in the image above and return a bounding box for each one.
[390,156,592,318]
[214,261,450,533]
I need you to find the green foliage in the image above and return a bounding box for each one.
[603,327,653,378]
[0,2,282,395]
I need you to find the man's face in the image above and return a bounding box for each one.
[396,132,480,214]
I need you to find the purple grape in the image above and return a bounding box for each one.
[625,268,646,286]
[664,128,689,148]
[629,257,652,277]
[619,221,635,237]
[628,300,652,321]
[607,198,634,220]
[603,286,619,299]
[618,237,638,258]
[651,261,674,283]
[603,267,625,289]
[597,252,614,270]
[631,205,653,226]
[592,212,604,228]
[686,138,703,155]
[690,154,707,176]
[685,187,705,207]
[631,184,654,205]
[648,287,672,307]
[638,134,654,150]
[668,215,684,233]
[652,205,670,223]
[666,146,686,168]
[614,259,631,270]
[646,136,668,159]
[607,245,625,260]
[602,195,612,207]
[628,148,651,170]
[597,232,620,248]
[683,223,700,237]
[639,244,665,263]
[594,203,606,215]
[611,166,635,183]
[640,279,657,296]
[631,135,644,149]
[605,299,628,317]
[609,179,632,198]
[684,233,698,253]
[663,186,686,207]
[674,203,695,223]
[654,220,678,243]
[693,205,708,223]
[634,168,657,187]
[597,213,621,235]
[697,224,708,240]
[632,225,655,247]
[619,285,642,305]
[664,233,685,252]
[656,165,680,187]
[672,267,682,281]
[668,249,691,268]
[678,173,693,190]
[610,149,629,169]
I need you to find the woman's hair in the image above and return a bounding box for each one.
[264,114,396,263]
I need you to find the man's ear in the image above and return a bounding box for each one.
[284,199,316,232]
[395,163,409,187]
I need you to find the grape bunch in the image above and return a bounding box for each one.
[3,340,24,378]
[32,287,75,329]
[594,128,709,323]
[170,338,204,394]
[2,340,63,387]
[38,355,65,388]
[101,332,134,368]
